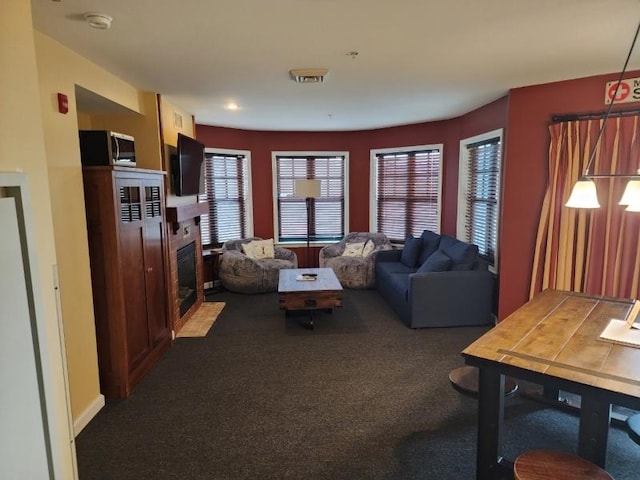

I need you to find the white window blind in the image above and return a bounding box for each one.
[374,148,442,243]
[462,136,501,266]
[274,154,346,242]
[199,151,251,246]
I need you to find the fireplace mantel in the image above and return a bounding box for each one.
[166,202,208,234]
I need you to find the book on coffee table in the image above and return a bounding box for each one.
[296,274,317,281]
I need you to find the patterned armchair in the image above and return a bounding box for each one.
[219,237,297,293]
[319,232,392,289]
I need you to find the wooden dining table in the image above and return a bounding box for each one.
[462,289,640,480]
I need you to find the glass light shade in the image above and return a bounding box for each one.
[565,179,600,208]
[619,180,640,205]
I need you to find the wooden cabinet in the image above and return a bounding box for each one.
[82,166,171,398]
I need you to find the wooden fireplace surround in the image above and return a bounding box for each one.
[166,202,208,334]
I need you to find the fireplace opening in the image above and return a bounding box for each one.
[177,242,197,317]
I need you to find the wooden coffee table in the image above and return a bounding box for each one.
[278,268,343,328]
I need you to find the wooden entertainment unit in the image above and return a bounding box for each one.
[82,166,172,398]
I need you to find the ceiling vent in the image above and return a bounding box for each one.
[290,68,329,84]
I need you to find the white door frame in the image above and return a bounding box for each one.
[0,172,77,479]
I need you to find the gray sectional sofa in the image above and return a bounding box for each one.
[375,230,495,328]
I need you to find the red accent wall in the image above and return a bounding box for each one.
[196,96,507,241]
[499,69,640,320]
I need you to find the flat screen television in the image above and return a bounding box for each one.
[171,133,205,196]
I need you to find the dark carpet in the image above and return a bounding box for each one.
[76,290,639,479]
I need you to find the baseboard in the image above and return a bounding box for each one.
[73,393,105,437]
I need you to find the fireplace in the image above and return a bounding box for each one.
[177,242,197,317]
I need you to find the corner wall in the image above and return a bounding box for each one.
[0,0,75,476]
[33,31,153,426]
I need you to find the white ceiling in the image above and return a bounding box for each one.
[31,0,640,131]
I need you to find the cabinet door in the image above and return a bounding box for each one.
[141,179,170,346]
[116,180,151,370]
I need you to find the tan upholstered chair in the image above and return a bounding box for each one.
[219,237,297,293]
[319,232,392,289]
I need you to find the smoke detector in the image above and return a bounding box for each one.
[290,68,329,83]
[84,13,113,29]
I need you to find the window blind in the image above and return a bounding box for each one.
[464,137,501,265]
[375,149,441,243]
[199,152,249,246]
[275,155,345,242]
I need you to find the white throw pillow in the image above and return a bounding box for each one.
[241,241,257,259]
[249,239,275,259]
[342,241,365,257]
[362,239,376,257]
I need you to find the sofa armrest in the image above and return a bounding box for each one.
[275,247,297,264]
[219,250,265,274]
[320,243,344,260]
[408,270,495,327]
[375,249,401,263]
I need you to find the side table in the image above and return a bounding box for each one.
[203,248,223,292]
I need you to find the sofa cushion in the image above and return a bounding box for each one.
[387,273,411,302]
[417,249,451,273]
[439,235,478,270]
[362,239,376,257]
[400,235,422,267]
[418,230,442,265]
[342,241,365,257]
[250,238,275,259]
[377,260,415,277]
[241,241,257,258]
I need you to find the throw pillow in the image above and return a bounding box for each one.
[342,242,365,257]
[418,230,442,265]
[250,239,275,259]
[241,241,257,259]
[439,235,478,270]
[417,249,451,273]
[400,235,422,267]
[362,239,376,257]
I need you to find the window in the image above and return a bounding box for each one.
[370,145,443,243]
[457,130,502,269]
[199,149,253,247]
[272,152,348,243]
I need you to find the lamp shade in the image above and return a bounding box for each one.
[565,179,600,208]
[295,179,321,198]
[619,179,640,206]
[626,201,640,212]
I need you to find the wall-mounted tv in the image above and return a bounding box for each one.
[171,133,205,196]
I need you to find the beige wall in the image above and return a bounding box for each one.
[159,96,197,206]
[34,32,165,425]
[89,92,163,170]
[1,0,75,476]
[7,4,196,438]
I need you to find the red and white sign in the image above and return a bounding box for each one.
[604,77,640,104]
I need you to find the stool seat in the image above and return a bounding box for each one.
[628,413,640,445]
[514,450,613,480]
[448,366,518,398]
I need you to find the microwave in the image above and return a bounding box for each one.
[79,130,136,167]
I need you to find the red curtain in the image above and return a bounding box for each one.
[531,115,640,299]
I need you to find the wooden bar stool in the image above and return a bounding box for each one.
[514,450,613,480]
[448,366,518,398]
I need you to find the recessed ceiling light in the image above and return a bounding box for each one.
[225,102,239,111]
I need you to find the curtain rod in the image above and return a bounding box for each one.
[551,107,640,123]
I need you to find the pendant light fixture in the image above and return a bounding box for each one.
[565,20,640,211]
